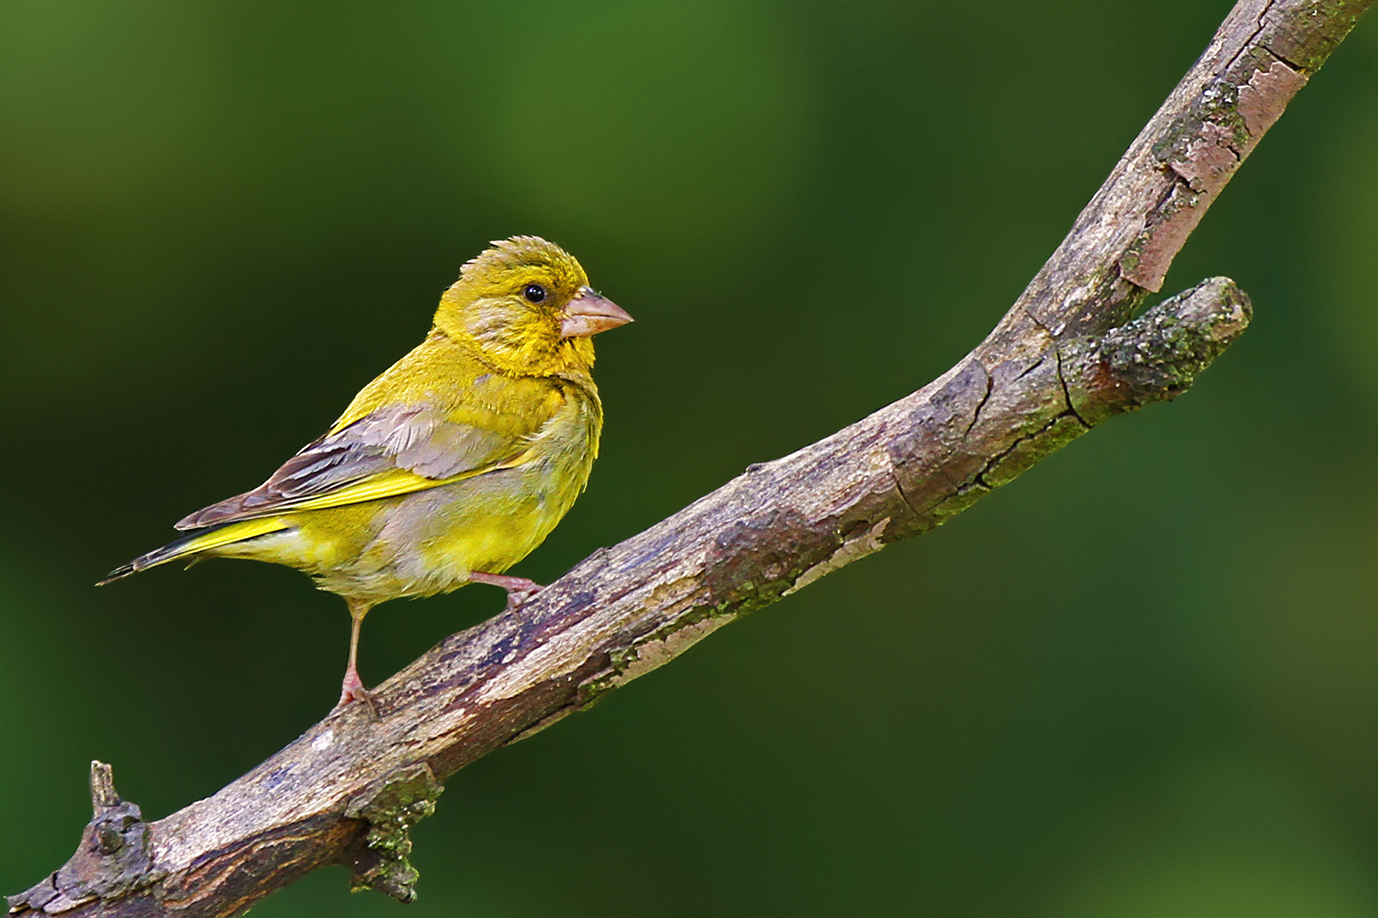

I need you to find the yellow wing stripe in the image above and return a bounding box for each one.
[178,516,294,556]
[279,449,536,514]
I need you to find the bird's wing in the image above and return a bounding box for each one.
[174,394,560,530]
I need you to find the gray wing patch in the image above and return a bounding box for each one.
[395,422,513,478]
[346,403,515,479]
[175,402,519,530]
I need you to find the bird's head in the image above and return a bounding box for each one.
[434,236,632,377]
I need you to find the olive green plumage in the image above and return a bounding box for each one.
[102,236,633,704]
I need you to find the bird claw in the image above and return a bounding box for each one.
[504,584,543,612]
[468,572,546,612]
[336,671,376,716]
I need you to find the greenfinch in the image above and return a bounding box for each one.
[101,236,632,705]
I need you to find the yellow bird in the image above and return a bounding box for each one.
[101,236,632,705]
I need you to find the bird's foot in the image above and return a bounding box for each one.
[503,584,542,612]
[469,572,545,611]
[335,669,375,714]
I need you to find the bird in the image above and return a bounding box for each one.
[100,236,632,706]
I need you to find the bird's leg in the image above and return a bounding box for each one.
[337,599,374,708]
[469,572,545,612]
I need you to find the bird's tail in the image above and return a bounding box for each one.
[98,517,291,585]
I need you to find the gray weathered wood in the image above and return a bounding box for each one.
[8,1,1370,915]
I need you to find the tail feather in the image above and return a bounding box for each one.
[98,517,291,586]
[98,530,211,585]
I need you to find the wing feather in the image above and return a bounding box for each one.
[175,395,555,530]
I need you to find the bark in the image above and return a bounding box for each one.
[9,1,1371,915]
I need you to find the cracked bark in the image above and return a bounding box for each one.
[8,1,1371,915]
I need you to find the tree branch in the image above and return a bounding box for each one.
[9,1,1370,915]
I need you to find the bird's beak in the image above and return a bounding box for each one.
[561,286,634,338]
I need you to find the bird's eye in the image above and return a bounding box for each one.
[523,284,547,304]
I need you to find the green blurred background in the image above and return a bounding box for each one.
[4,1,1378,915]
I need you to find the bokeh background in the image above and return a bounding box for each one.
[4,1,1378,915]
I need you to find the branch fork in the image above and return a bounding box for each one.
[10,764,162,915]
